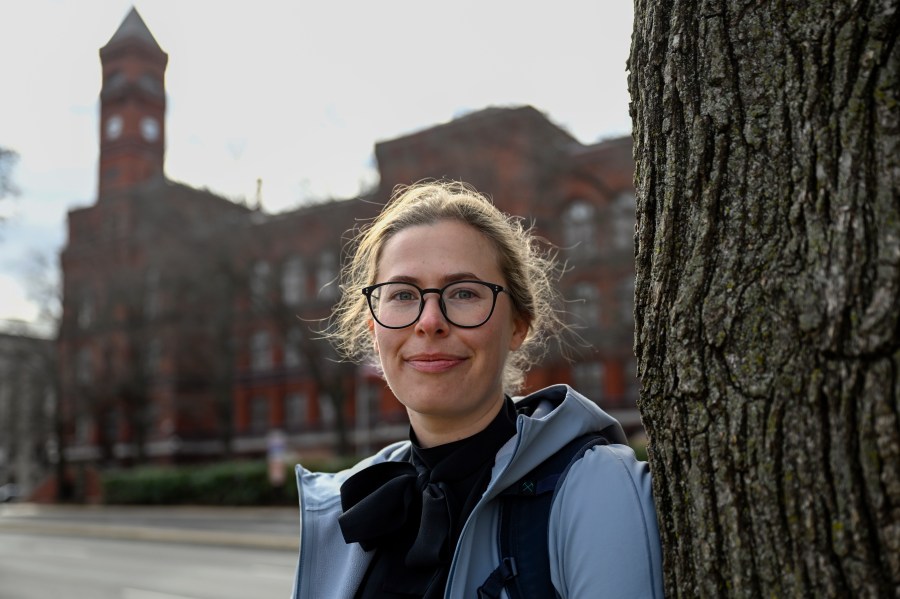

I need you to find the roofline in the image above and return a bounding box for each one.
[101,7,165,54]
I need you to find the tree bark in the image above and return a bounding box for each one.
[629,1,899,597]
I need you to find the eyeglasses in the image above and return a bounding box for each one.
[362,280,507,329]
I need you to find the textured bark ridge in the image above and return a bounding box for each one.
[628,1,899,597]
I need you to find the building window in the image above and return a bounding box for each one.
[281,256,305,306]
[318,393,336,428]
[250,260,271,309]
[142,400,159,433]
[570,282,601,327]
[77,293,94,329]
[75,348,92,384]
[285,392,308,430]
[103,409,119,443]
[619,277,635,324]
[144,269,161,319]
[145,337,162,376]
[624,356,639,407]
[76,414,91,444]
[562,200,597,256]
[284,327,303,369]
[315,252,339,300]
[250,396,269,433]
[572,361,605,403]
[250,330,271,372]
[613,192,636,252]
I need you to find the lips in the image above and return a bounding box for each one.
[405,353,467,373]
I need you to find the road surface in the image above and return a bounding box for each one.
[0,532,296,599]
[0,504,299,599]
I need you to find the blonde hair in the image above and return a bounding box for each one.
[329,180,566,394]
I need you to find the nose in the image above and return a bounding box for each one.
[414,293,448,336]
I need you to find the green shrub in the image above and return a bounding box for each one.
[102,456,358,506]
[630,440,649,462]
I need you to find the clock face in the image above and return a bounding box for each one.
[105,115,123,140]
[140,116,160,142]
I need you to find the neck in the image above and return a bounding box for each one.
[408,396,506,448]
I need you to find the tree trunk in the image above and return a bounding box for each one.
[628,2,899,597]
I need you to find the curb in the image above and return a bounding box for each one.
[0,519,298,551]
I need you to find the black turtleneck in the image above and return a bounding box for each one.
[338,398,518,599]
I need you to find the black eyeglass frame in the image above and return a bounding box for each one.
[361,280,507,329]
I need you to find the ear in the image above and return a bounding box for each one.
[368,318,379,354]
[508,314,529,352]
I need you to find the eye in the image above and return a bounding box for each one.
[446,284,483,301]
[386,285,420,302]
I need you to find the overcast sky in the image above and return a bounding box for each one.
[0,0,635,332]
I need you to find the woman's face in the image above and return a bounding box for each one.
[371,220,528,445]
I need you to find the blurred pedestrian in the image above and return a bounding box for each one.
[290,181,663,598]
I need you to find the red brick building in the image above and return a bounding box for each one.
[58,9,639,464]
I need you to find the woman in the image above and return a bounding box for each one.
[291,181,663,599]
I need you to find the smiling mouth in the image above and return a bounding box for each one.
[405,356,466,373]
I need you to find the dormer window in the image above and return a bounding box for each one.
[138,73,163,96]
[101,71,126,97]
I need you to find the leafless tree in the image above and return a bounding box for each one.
[0,146,19,205]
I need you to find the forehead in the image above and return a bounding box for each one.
[376,221,502,282]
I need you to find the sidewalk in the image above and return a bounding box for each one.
[0,503,299,551]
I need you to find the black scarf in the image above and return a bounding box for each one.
[338,398,517,598]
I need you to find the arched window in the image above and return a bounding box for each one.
[281,256,305,306]
[613,192,636,252]
[562,200,598,256]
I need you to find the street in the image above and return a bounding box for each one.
[0,532,296,599]
[0,505,298,599]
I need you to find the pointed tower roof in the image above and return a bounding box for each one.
[103,7,163,52]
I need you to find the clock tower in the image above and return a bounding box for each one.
[98,7,167,197]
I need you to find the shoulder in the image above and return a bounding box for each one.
[564,443,651,499]
[553,444,654,534]
[548,444,664,598]
[296,440,410,510]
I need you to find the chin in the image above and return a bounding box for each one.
[397,383,464,414]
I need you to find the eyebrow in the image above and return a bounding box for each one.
[384,272,483,286]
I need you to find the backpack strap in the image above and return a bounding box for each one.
[477,430,613,599]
